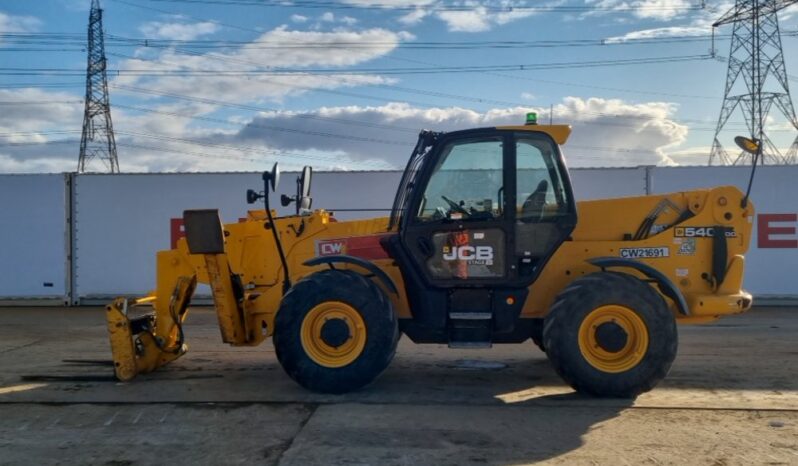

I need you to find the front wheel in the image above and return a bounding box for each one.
[274,269,398,394]
[543,272,677,397]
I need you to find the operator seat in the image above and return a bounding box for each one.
[521,179,548,223]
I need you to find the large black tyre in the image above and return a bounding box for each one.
[542,272,677,398]
[274,269,398,394]
[529,319,545,352]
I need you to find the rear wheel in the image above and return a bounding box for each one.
[274,269,398,394]
[530,319,545,352]
[543,272,677,397]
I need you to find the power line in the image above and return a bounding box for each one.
[114,129,390,166]
[11,31,794,51]
[0,132,665,163]
[0,101,83,105]
[0,139,80,147]
[0,130,82,137]
[0,128,664,165]
[103,34,730,50]
[113,102,410,145]
[0,54,714,76]
[109,0,266,34]
[114,43,725,112]
[109,77,724,133]
[111,40,720,107]
[111,83,734,132]
[0,48,85,53]
[110,83,419,133]
[146,0,707,13]
[106,50,746,133]
[0,82,85,89]
[106,49,522,108]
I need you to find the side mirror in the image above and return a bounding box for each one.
[735,136,760,155]
[262,162,280,192]
[296,166,313,215]
[299,166,312,198]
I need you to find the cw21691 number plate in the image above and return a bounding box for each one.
[619,247,670,259]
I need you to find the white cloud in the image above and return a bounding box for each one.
[340,16,359,25]
[0,154,75,173]
[398,9,429,25]
[113,26,408,106]
[436,9,493,32]
[341,0,437,7]
[583,0,693,21]
[0,89,83,141]
[291,14,309,23]
[436,2,535,32]
[606,25,709,42]
[0,88,85,173]
[664,146,712,166]
[334,0,535,32]
[313,12,359,26]
[603,1,731,42]
[0,96,693,172]
[236,26,405,68]
[0,11,41,33]
[139,20,219,40]
[781,3,798,21]
[222,97,688,168]
[521,92,536,101]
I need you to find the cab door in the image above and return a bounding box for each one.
[401,130,513,287]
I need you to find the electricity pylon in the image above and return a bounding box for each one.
[78,0,119,173]
[709,0,798,165]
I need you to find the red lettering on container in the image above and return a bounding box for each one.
[170,218,185,249]
[757,213,798,248]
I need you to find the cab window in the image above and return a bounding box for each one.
[415,138,503,222]
[515,135,572,276]
[516,137,567,223]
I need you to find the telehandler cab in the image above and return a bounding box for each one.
[106,114,755,397]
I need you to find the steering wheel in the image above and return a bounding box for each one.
[441,195,469,216]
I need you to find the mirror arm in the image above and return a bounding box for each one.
[261,170,292,294]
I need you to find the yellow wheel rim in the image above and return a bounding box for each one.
[300,301,366,368]
[578,304,649,373]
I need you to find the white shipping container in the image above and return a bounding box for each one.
[2,165,795,302]
[0,174,67,301]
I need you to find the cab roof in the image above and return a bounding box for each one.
[432,125,571,145]
[495,125,571,145]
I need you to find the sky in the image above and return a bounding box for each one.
[0,0,797,173]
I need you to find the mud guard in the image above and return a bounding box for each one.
[304,255,398,294]
[587,257,690,316]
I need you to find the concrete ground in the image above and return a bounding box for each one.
[0,306,796,466]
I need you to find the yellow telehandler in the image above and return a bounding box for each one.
[106,114,755,397]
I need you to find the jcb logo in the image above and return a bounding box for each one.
[443,245,493,261]
[318,241,346,256]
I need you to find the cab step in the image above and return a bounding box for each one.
[447,311,493,348]
[448,341,492,349]
[449,312,492,320]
